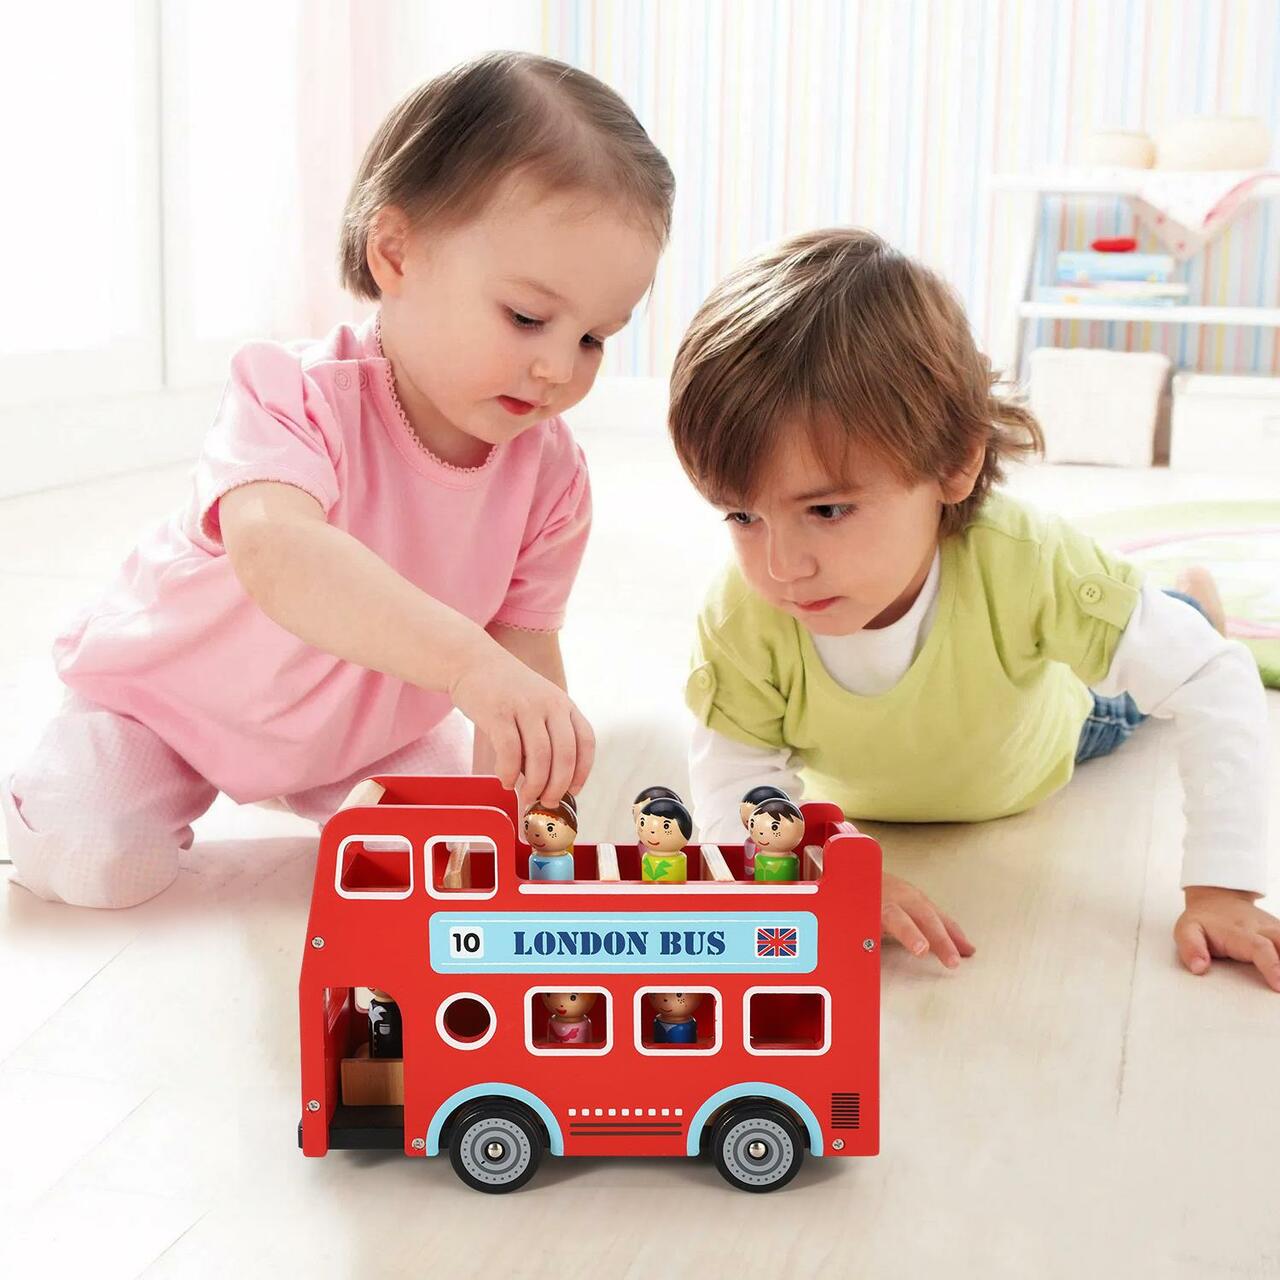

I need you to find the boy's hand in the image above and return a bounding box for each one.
[1175,887,1280,992]
[881,872,975,969]
[449,644,594,807]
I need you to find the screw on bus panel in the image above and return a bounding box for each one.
[862,938,875,951]
[412,1138,426,1150]
[311,936,325,949]
[832,1139,845,1151]
[307,1100,320,1112]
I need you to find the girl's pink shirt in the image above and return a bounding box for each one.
[53,317,592,803]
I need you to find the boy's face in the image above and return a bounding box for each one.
[715,429,955,636]
[637,811,687,853]
[748,811,805,853]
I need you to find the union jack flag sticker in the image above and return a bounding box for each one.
[755,926,798,959]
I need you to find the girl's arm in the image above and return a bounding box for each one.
[218,480,591,804]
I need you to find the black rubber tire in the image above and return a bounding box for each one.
[447,1102,543,1194]
[711,1104,805,1193]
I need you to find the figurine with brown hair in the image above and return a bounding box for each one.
[539,991,598,1045]
[646,990,703,1045]
[523,795,578,881]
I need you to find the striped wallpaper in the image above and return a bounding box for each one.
[533,0,1280,380]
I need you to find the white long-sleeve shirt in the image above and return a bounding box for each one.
[689,553,1270,894]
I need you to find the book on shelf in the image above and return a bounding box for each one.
[1056,250,1174,283]
[1035,284,1187,307]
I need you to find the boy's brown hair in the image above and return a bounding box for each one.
[340,51,675,299]
[668,228,1043,535]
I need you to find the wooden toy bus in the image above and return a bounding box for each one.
[298,775,881,1193]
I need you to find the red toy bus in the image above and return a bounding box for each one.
[298,774,881,1193]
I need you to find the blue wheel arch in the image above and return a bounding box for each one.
[686,1083,823,1156]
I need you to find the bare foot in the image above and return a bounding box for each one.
[1175,565,1227,635]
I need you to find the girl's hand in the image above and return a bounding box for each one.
[881,872,976,969]
[449,644,594,807]
[1175,887,1280,992]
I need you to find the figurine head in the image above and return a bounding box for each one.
[647,990,703,1022]
[637,797,692,854]
[747,798,806,853]
[739,784,791,830]
[632,785,682,823]
[539,990,597,1021]
[523,795,578,854]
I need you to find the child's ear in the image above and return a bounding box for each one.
[366,206,412,297]
[940,440,987,505]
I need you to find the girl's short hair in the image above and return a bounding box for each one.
[339,51,675,299]
[749,798,805,826]
[639,797,693,840]
[668,228,1043,536]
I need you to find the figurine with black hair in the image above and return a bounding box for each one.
[747,797,806,882]
[739,784,793,875]
[637,795,692,883]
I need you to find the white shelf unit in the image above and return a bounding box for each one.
[990,171,1280,379]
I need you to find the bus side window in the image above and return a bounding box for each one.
[635,988,721,1054]
[744,987,831,1054]
[336,835,413,897]
[426,836,498,899]
[526,988,612,1055]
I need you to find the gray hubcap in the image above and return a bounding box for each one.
[721,1116,795,1187]
[458,1116,532,1186]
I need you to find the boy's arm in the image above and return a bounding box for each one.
[1093,583,1278,989]
[218,481,590,803]
[688,721,803,842]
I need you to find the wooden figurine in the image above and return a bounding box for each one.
[637,797,692,883]
[739,785,793,876]
[647,990,703,1045]
[523,795,578,881]
[368,988,403,1058]
[539,991,597,1046]
[748,798,806,882]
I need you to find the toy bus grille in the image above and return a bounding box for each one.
[830,1093,861,1129]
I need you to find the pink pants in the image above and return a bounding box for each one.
[2,693,472,909]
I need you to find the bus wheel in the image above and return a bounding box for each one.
[712,1105,804,1193]
[448,1103,542,1194]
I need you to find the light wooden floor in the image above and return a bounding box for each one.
[2,438,1277,1279]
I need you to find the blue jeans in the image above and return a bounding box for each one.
[1075,590,1208,764]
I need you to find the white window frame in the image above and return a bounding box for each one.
[633,986,722,1057]
[742,985,832,1057]
[436,992,497,1051]
[425,835,499,902]
[523,985,613,1058]
[333,833,414,901]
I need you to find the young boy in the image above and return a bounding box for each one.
[669,228,1278,990]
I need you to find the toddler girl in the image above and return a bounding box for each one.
[4,52,672,908]
[671,228,1278,992]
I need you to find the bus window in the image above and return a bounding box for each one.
[743,987,831,1055]
[335,835,413,898]
[426,836,497,899]
[525,988,612,1056]
[436,993,497,1050]
[635,987,721,1055]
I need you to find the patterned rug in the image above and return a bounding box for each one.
[1080,501,1280,689]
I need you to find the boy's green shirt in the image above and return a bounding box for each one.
[685,493,1143,823]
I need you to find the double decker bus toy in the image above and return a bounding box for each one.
[298,774,882,1193]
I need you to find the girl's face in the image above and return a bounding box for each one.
[716,428,971,637]
[375,177,660,467]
